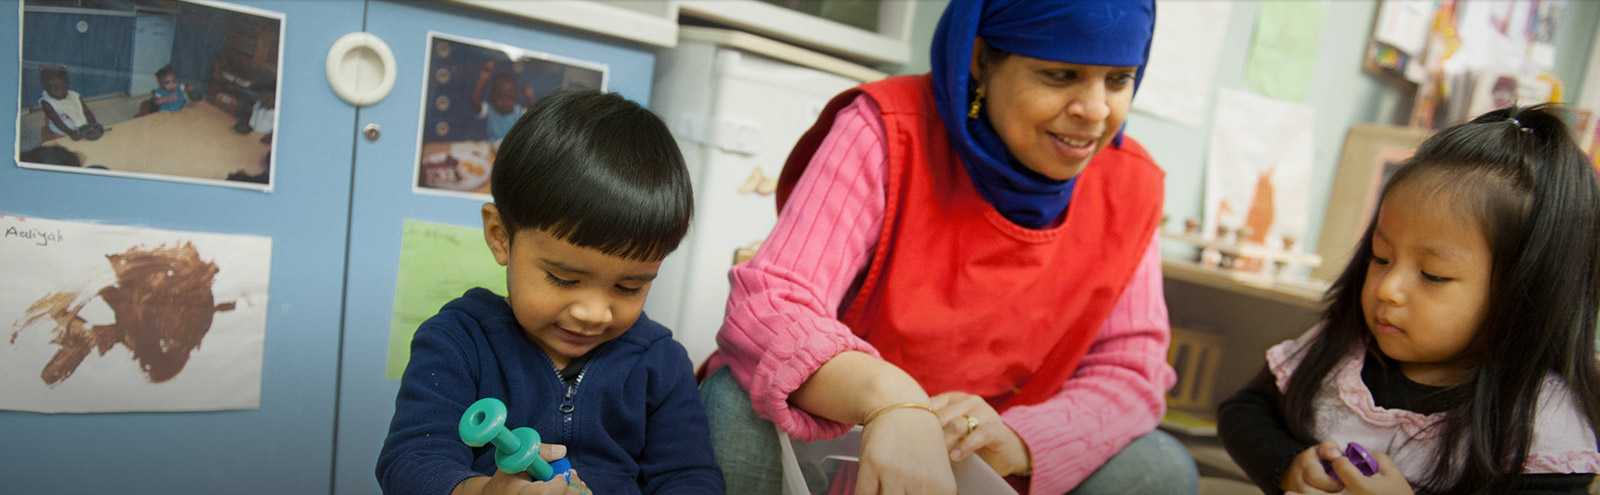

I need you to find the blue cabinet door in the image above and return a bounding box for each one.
[334,3,657,493]
[0,1,362,493]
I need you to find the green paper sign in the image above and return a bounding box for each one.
[386,220,507,379]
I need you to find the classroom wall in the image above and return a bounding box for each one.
[1,1,364,493]
[899,0,1600,257]
[21,9,137,104]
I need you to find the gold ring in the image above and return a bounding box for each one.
[963,414,979,435]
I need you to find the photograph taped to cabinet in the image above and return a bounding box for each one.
[14,0,284,191]
[412,31,608,200]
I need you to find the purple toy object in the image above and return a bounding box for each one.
[1322,442,1379,480]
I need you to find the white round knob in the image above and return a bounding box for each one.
[326,32,396,107]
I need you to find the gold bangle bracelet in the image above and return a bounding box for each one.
[862,401,935,425]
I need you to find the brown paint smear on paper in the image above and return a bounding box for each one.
[9,243,234,385]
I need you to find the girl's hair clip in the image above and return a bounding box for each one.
[1509,117,1533,134]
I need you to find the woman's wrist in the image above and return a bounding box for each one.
[863,402,936,425]
[861,360,930,422]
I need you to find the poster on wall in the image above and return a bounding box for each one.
[0,214,271,413]
[413,32,608,199]
[13,0,283,190]
[385,220,505,379]
[1202,89,1315,273]
[1132,0,1231,128]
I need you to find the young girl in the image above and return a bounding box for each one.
[1219,105,1600,495]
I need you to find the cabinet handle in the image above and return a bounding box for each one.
[326,32,396,107]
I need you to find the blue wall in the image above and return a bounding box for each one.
[1,1,363,493]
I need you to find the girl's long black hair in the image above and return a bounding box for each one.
[1281,105,1600,493]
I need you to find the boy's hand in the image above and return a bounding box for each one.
[1288,452,1412,495]
[481,469,589,495]
[480,61,495,80]
[456,444,588,495]
[1281,443,1343,493]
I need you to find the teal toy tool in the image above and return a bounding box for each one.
[458,397,570,481]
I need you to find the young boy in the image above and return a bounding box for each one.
[472,61,534,144]
[151,64,190,113]
[38,66,101,141]
[376,91,723,495]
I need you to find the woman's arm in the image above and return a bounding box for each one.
[997,236,1178,493]
[716,94,959,494]
[715,95,907,438]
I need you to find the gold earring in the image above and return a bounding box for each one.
[968,86,985,119]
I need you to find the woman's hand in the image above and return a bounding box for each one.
[1281,443,1344,494]
[1289,452,1413,495]
[930,392,1031,476]
[857,407,957,495]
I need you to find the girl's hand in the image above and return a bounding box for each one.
[480,61,496,79]
[930,392,1030,476]
[857,407,957,495]
[1281,443,1344,493]
[1307,452,1413,495]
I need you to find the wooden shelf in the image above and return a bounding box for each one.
[1161,258,1326,311]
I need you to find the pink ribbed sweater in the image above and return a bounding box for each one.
[706,96,1177,493]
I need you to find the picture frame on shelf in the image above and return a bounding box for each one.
[1313,124,1432,282]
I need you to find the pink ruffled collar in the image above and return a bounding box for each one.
[1329,342,1447,440]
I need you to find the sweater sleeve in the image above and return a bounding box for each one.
[998,234,1181,493]
[1216,367,1315,495]
[638,339,727,494]
[375,313,486,495]
[712,95,889,441]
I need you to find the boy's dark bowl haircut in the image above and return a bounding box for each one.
[490,90,692,262]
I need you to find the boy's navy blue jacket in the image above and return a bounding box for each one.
[377,288,724,494]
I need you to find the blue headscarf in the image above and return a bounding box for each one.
[931,0,1155,228]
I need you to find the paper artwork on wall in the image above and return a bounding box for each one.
[0,214,271,413]
[1202,89,1315,273]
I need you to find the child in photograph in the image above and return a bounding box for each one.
[472,60,536,144]
[150,64,190,113]
[377,90,724,495]
[1217,105,1600,494]
[233,85,276,144]
[19,145,83,168]
[38,66,102,141]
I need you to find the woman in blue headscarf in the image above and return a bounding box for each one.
[699,1,1197,493]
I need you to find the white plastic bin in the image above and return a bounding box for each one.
[777,426,1019,494]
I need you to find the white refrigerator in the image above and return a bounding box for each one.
[647,27,885,367]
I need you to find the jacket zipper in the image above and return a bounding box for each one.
[553,362,590,447]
